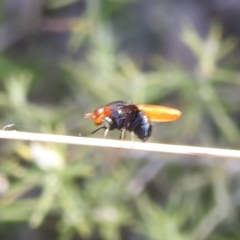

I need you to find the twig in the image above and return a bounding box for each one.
[0,130,239,159]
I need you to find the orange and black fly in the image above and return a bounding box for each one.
[85,101,181,141]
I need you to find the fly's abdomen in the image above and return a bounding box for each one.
[127,111,152,141]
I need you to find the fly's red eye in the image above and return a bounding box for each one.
[84,107,106,125]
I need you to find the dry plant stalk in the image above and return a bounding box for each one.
[0,130,239,159]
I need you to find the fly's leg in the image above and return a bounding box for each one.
[131,132,135,142]
[120,128,126,140]
[90,127,106,135]
[80,126,105,137]
[103,128,109,138]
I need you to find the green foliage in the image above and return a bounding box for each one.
[181,22,240,144]
[0,2,240,240]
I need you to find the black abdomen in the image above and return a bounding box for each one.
[102,101,152,141]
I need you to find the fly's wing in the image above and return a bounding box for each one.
[106,101,138,118]
[136,104,181,122]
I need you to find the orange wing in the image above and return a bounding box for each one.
[136,104,181,122]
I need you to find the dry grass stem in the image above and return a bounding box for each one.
[0,130,239,159]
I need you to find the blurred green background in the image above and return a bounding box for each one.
[0,0,240,240]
